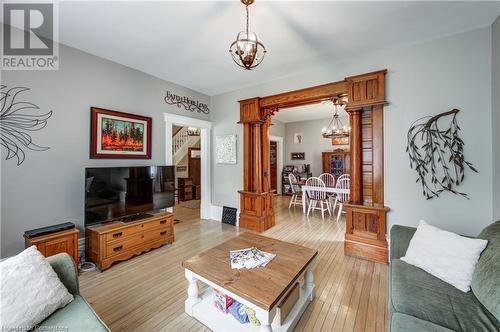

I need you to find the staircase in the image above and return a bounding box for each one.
[173,127,200,165]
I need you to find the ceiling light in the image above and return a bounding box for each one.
[322,98,351,139]
[229,0,266,70]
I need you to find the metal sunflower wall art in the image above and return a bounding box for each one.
[0,85,53,165]
[406,108,477,199]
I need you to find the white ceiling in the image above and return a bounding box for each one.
[11,1,500,96]
[273,101,347,123]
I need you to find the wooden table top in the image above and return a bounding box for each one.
[182,232,317,311]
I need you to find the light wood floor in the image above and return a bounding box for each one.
[80,196,389,332]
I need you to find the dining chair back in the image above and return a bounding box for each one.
[319,173,335,188]
[305,177,326,200]
[333,176,350,222]
[336,176,350,203]
[288,173,303,209]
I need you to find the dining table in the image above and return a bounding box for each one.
[300,184,350,214]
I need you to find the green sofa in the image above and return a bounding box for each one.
[39,253,110,331]
[389,221,500,332]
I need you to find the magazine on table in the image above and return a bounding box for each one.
[230,247,276,269]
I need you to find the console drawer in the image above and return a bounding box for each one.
[142,227,173,243]
[106,234,143,258]
[141,217,172,232]
[105,225,138,242]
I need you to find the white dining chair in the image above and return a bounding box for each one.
[333,175,350,223]
[319,173,335,188]
[319,173,336,209]
[288,173,305,209]
[305,177,331,220]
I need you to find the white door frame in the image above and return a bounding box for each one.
[164,113,212,220]
[269,135,284,195]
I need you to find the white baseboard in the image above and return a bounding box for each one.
[210,205,223,221]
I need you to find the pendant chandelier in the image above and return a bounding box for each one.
[321,98,351,139]
[229,0,266,70]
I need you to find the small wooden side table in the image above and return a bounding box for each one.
[24,228,79,265]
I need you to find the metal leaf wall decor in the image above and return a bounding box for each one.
[406,109,477,199]
[0,85,53,165]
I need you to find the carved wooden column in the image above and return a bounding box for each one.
[343,70,390,264]
[347,108,362,204]
[238,98,275,232]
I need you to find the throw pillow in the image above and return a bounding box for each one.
[0,246,74,331]
[401,220,488,292]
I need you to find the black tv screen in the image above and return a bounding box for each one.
[85,166,175,226]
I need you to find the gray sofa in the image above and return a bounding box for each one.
[39,253,110,331]
[389,220,500,332]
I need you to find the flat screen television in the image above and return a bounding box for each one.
[85,166,175,226]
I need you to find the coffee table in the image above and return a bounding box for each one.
[182,232,317,332]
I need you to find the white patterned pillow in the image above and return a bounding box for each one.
[401,220,488,292]
[0,246,74,331]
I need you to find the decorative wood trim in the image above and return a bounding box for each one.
[259,80,348,109]
[238,70,389,254]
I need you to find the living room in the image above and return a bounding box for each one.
[1,1,499,332]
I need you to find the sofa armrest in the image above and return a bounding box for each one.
[46,253,79,295]
[390,225,417,262]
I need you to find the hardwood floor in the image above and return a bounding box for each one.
[80,196,389,332]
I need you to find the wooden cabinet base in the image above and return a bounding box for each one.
[344,204,389,264]
[344,239,388,264]
[238,191,275,232]
[86,212,174,271]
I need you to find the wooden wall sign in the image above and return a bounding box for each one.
[164,90,210,114]
[238,69,390,263]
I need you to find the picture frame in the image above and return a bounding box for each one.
[291,152,305,160]
[90,107,152,159]
[332,136,349,145]
[216,134,237,164]
[294,132,303,144]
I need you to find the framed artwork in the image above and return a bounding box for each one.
[294,132,303,144]
[332,136,349,145]
[90,107,152,159]
[291,152,305,160]
[216,134,237,164]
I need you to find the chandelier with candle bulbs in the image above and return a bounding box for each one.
[229,0,266,70]
[321,98,351,139]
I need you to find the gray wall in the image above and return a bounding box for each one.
[269,119,285,138]
[493,16,500,221]
[211,26,494,236]
[1,43,210,257]
[283,118,349,176]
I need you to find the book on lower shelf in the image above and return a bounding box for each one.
[213,288,233,314]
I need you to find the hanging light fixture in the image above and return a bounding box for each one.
[229,0,266,70]
[321,98,351,139]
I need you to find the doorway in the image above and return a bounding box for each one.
[269,135,284,195]
[164,114,212,220]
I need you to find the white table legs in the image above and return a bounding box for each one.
[185,270,201,316]
[305,259,316,300]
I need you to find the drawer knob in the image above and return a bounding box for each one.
[113,245,123,252]
[160,231,167,236]
[112,232,123,238]
[160,220,166,225]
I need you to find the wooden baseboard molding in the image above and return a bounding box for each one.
[344,240,388,264]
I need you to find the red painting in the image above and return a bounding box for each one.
[90,107,152,159]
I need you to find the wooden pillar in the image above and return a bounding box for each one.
[344,70,389,264]
[238,99,275,232]
[347,108,362,204]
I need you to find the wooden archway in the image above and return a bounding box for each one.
[238,70,389,263]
